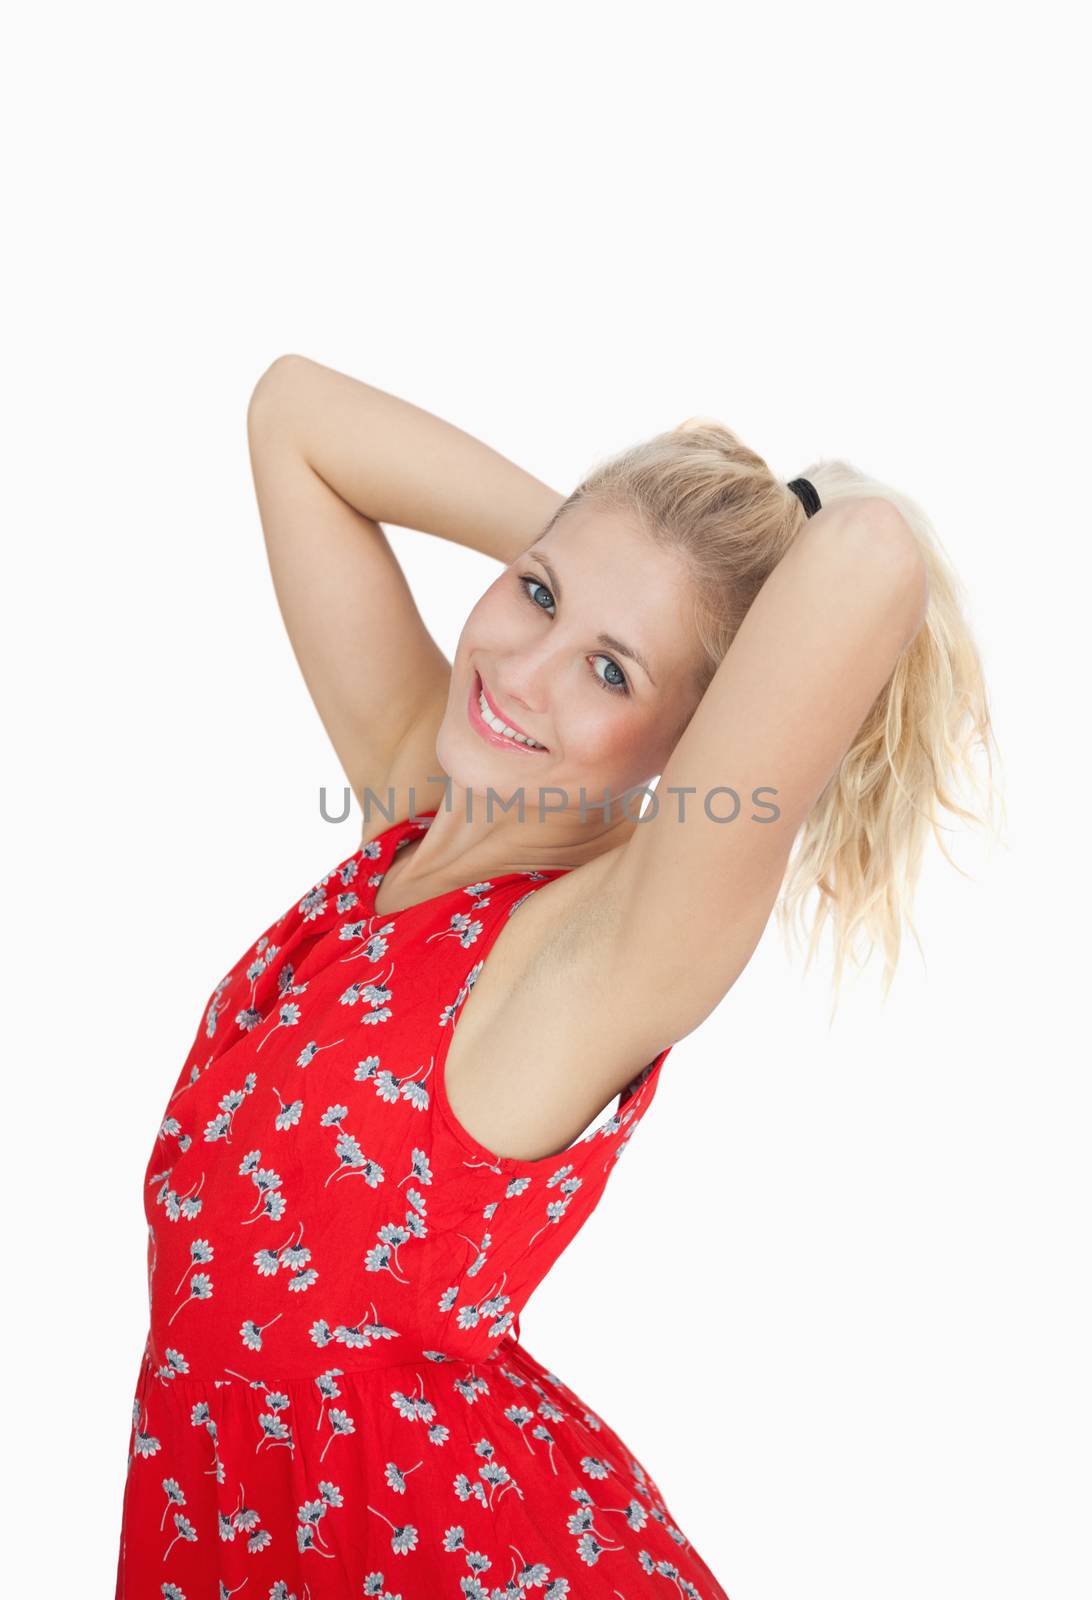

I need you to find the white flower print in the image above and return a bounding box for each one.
[366,1503,419,1555]
[272,1091,303,1130]
[164,1510,198,1558]
[167,1271,212,1327]
[384,1459,423,1494]
[240,1311,282,1351]
[295,1036,344,1068]
[296,1478,343,1556]
[159,1477,185,1529]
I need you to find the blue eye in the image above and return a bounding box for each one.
[522,576,555,614]
[517,575,630,697]
[591,657,628,693]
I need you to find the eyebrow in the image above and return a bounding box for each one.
[527,544,658,687]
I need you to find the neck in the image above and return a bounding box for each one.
[387,779,651,883]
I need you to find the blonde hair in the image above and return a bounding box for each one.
[544,418,1004,1009]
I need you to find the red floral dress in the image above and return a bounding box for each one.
[114,809,731,1599]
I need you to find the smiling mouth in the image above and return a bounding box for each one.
[471,670,549,751]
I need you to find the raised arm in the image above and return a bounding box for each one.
[246,354,565,808]
[598,498,930,1050]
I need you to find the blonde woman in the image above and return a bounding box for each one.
[113,355,998,1599]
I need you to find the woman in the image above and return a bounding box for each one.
[113,355,997,1598]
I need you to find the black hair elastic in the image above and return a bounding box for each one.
[787,477,822,517]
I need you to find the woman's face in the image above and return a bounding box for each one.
[436,504,706,814]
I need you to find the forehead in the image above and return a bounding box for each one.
[536,502,686,584]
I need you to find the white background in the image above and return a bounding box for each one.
[3,4,1088,1597]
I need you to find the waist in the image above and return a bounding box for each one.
[138,1323,531,1391]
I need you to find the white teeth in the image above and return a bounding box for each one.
[478,689,545,749]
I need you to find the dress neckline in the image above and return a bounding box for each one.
[360,809,570,921]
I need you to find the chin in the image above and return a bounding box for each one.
[449,746,563,821]
[433,723,496,797]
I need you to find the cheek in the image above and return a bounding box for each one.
[560,698,649,772]
[459,581,523,652]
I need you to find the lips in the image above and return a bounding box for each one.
[478,672,537,740]
[469,669,549,753]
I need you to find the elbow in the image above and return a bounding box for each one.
[845,497,931,646]
[246,353,312,444]
[248,350,313,401]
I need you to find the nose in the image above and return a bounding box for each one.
[491,674,539,721]
[491,647,554,718]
